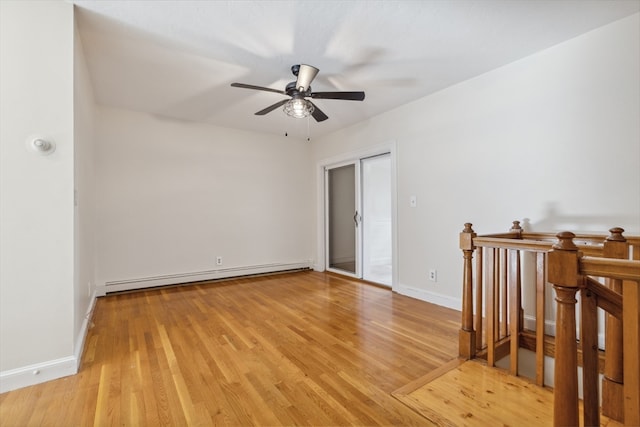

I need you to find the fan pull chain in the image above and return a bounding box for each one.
[284,109,288,137]
[307,116,311,142]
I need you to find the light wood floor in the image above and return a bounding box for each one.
[0,271,461,426]
[394,359,623,427]
[394,359,554,426]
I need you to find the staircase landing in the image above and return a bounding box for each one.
[392,359,623,427]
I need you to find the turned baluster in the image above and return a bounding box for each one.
[548,232,580,427]
[474,246,484,352]
[459,223,477,359]
[602,227,626,422]
[508,221,523,375]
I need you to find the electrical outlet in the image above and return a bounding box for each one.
[216,256,223,266]
[429,269,437,282]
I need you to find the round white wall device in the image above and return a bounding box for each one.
[26,136,56,155]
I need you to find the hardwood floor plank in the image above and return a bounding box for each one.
[394,360,563,427]
[93,364,109,426]
[0,271,460,426]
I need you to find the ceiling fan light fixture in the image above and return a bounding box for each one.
[283,98,314,118]
[231,63,364,122]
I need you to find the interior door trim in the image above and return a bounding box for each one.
[315,141,398,289]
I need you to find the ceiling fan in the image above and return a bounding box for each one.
[230,64,365,122]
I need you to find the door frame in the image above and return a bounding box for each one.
[315,141,398,289]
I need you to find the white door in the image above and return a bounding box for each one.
[361,154,392,286]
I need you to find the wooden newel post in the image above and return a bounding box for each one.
[548,232,580,427]
[602,227,626,422]
[459,223,477,359]
[510,220,523,237]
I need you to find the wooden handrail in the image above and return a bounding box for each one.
[473,236,552,251]
[580,257,640,281]
[459,222,640,426]
[473,236,619,256]
[546,231,639,426]
[478,231,640,245]
[584,276,622,319]
[520,230,640,246]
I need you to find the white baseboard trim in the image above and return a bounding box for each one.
[1,291,98,393]
[0,356,77,393]
[523,314,605,349]
[99,261,313,294]
[394,284,462,311]
[523,314,556,336]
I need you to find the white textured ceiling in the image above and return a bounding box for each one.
[73,0,640,139]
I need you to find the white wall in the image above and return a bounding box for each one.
[94,107,314,293]
[312,13,640,308]
[0,1,77,390]
[73,16,97,360]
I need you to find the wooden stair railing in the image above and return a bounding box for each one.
[547,232,581,426]
[459,221,559,379]
[549,233,640,426]
[459,222,640,426]
[601,228,627,423]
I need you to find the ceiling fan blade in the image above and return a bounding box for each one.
[231,82,286,95]
[255,99,289,115]
[296,64,319,92]
[309,102,328,122]
[311,91,365,101]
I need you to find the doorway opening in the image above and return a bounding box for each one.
[324,152,393,287]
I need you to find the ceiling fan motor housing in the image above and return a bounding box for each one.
[285,81,310,97]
